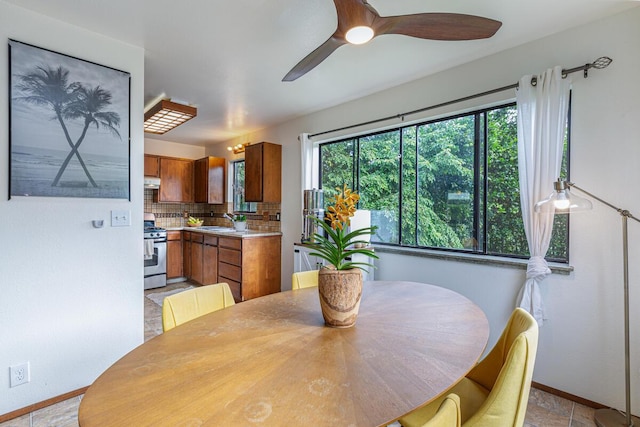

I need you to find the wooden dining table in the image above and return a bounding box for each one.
[78,281,489,427]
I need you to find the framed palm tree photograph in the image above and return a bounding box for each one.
[9,40,130,199]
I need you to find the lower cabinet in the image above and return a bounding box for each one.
[182,231,192,280]
[202,235,218,284]
[190,233,204,284]
[166,231,183,279]
[176,231,281,300]
[218,235,281,302]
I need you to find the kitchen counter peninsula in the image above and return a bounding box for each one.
[168,226,282,239]
[169,227,281,301]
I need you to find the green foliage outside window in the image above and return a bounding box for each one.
[319,103,569,262]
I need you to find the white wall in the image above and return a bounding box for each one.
[0,2,144,415]
[220,8,640,412]
[144,137,206,160]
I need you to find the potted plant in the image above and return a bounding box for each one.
[232,214,247,231]
[308,184,378,328]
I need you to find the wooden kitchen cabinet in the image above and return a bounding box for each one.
[190,232,204,285]
[218,235,281,302]
[182,231,192,279]
[194,156,226,204]
[157,157,194,203]
[182,232,218,285]
[245,142,281,203]
[202,235,218,284]
[166,231,183,279]
[144,154,160,177]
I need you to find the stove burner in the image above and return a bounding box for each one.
[144,220,166,240]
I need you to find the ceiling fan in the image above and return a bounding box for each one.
[282,0,502,82]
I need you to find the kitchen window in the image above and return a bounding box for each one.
[232,160,256,213]
[319,103,570,262]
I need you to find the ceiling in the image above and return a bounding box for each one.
[5,0,638,146]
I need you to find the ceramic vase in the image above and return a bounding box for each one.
[234,221,247,232]
[318,267,362,328]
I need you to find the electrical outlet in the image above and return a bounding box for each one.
[111,210,131,227]
[10,362,30,387]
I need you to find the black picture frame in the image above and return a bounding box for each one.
[9,40,131,200]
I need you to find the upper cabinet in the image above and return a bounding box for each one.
[245,142,281,203]
[158,157,194,203]
[194,156,226,204]
[144,154,160,177]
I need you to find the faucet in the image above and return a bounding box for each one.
[223,213,234,223]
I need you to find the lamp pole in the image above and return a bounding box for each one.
[567,183,640,427]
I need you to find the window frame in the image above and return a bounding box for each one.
[231,160,256,213]
[318,101,571,263]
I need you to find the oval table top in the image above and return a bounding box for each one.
[79,281,489,427]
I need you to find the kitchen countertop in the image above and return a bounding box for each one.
[167,227,282,239]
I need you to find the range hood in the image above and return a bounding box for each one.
[144,177,161,189]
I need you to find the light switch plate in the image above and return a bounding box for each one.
[111,210,131,227]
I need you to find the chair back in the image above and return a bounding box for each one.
[463,307,539,426]
[423,394,461,427]
[291,270,319,290]
[162,283,235,332]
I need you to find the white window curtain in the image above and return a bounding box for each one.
[516,66,571,326]
[300,132,313,193]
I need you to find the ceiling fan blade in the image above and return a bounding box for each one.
[282,36,346,82]
[374,13,502,41]
[333,0,378,37]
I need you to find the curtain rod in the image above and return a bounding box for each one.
[309,56,612,139]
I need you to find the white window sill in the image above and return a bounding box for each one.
[373,245,574,275]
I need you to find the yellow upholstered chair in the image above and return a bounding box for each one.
[421,394,461,427]
[400,308,539,427]
[291,270,319,290]
[162,283,235,332]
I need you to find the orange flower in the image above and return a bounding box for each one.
[326,184,360,230]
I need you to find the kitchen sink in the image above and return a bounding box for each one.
[197,226,237,232]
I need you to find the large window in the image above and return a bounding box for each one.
[319,103,569,262]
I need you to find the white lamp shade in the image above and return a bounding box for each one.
[534,180,593,213]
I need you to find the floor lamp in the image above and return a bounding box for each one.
[535,179,640,427]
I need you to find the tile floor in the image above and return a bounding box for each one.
[1,282,597,427]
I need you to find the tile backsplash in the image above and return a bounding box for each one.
[144,189,281,232]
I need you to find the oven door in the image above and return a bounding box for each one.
[144,237,167,290]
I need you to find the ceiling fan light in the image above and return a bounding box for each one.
[345,26,374,45]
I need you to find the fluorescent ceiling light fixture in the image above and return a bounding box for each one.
[345,26,374,44]
[144,99,197,135]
